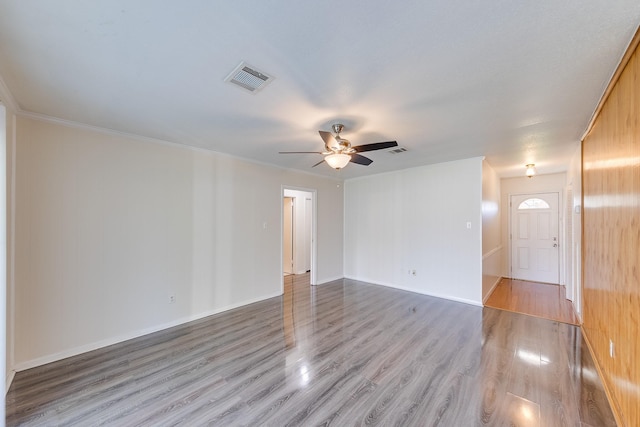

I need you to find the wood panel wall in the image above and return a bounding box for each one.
[582,29,640,427]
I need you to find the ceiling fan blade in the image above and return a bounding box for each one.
[311,159,325,168]
[352,141,398,153]
[319,130,337,146]
[350,153,373,166]
[279,151,324,154]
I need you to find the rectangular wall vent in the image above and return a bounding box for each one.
[389,147,408,154]
[225,62,274,93]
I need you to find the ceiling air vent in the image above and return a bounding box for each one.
[389,147,408,154]
[225,62,274,93]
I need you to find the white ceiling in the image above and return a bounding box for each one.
[0,1,638,179]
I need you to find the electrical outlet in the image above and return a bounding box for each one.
[609,339,614,358]
[169,294,176,304]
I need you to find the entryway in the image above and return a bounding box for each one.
[485,278,579,325]
[492,189,579,324]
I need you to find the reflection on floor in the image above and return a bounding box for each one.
[485,278,580,325]
[7,275,613,426]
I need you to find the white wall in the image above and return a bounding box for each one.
[13,116,344,369]
[344,157,483,306]
[3,103,15,395]
[500,172,566,279]
[481,160,501,301]
[566,145,582,314]
[283,189,312,275]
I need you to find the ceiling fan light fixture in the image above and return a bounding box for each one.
[525,163,536,178]
[325,153,351,169]
[279,124,397,169]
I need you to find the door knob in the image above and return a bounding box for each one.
[553,243,558,247]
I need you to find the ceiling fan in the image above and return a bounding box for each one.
[279,124,398,169]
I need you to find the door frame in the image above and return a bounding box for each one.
[0,103,7,400]
[508,191,563,285]
[282,196,294,275]
[281,186,317,288]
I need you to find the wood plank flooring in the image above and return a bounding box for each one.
[485,278,580,325]
[7,274,614,426]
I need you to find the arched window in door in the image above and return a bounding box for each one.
[518,198,550,210]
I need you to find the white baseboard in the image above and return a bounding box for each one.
[482,245,503,260]
[483,276,503,304]
[315,276,344,285]
[6,369,15,394]
[14,291,282,372]
[343,275,483,307]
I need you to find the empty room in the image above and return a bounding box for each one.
[1,2,639,426]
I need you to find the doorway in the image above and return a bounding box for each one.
[282,187,316,286]
[283,197,294,275]
[510,192,560,284]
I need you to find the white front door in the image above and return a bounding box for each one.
[510,192,560,284]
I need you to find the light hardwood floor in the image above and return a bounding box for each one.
[7,274,614,426]
[485,278,580,325]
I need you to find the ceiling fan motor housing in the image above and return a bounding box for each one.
[328,124,353,153]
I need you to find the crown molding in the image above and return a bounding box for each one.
[18,110,202,151]
[17,110,344,182]
[0,73,19,113]
[2,68,339,182]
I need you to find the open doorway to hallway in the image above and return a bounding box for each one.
[283,196,294,276]
[282,187,316,287]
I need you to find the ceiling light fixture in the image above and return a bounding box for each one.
[325,153,351,169]
[525,163,536,178]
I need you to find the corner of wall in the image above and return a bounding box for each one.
[1,102,11,404]
[481,160,502,301]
